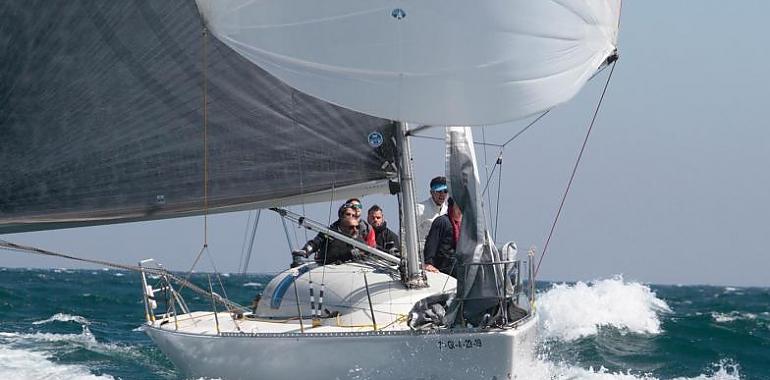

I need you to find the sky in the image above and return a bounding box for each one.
[2,1,769,287]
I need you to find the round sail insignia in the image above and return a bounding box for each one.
[391,8,406,20]
[368,132,384,148]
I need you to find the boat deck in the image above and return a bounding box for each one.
[152,311,410,335]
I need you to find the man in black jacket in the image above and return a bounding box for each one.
[366,205,400,255]
[423,197,462,276]
[291,204,366,267]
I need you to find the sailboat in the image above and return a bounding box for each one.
[0,1,621,379]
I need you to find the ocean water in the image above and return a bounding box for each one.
[0,268,767,380]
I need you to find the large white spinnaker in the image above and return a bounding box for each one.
[197,0,621,126]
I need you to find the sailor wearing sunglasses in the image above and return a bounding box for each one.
[415,176,449,250]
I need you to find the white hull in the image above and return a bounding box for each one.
[146,313,538,380]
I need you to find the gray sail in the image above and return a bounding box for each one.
[0,1,396,234]
[446,127,510,326]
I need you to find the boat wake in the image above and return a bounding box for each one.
[515,357,741,380]
[523,276,742,380]
[0,313,170,380]
[0,317,113,380]
[0,346,114,380]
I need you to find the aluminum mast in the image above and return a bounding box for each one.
[396,122,426,287]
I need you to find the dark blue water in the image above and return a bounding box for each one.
[0,268,767,379]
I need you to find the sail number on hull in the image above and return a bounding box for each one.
[436,338,483,351]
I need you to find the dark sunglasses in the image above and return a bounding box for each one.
[432,189,448,194]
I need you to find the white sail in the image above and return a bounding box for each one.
[197,0,621,126]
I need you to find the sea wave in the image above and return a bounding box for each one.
[537,276,671,341]
[32,313,91,325]
[711,311,758,323]
[0,346,114,380]
[517,356,741,380]
[1,325,99,347]
[1,325,148,368]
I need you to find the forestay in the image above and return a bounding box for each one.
[0,1,396,234]
[198,0,621,126]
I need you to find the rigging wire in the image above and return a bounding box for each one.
[408,134,502,147]
[481,127,495,230]
[206,248,232,310]
[481,151,504,197]
[178,25,211,292]
[290,206,302,249]
[291,89,310,243]
[237,210,254,273]
[240,210,261,274]
[494,155,503,241]
[481,110,551,197]
[0,239,247,312]
[500,110,551,149]
[474,110,551,199]
[535,61,618,279]
[180,25,225,295]
[202,26,210,248]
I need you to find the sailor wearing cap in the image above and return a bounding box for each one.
[415,176,449,250]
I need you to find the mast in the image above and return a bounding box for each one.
[396,122,425,286]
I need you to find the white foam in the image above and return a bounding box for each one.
[712,312,738,323]
[1,326,141,363]
[711,311,757,323]
[33,313,91,325]
[514,357,741,380]
[671,360,741,380]
[537,276,671,341]
[0,346,114,380]
[513,357,657,380]
[242,282,262,288]
[1,326,98,347]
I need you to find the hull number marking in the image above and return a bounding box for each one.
[437,338,483,350]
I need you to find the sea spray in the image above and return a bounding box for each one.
[512,277,744,380]
[537,276,671,341]
[0,346,115,380]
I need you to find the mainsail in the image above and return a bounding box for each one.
[197,0,621,126]
[0,1,396,234]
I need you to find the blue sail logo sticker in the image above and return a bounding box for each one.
[368,132,384,148]
[391,8,406,20]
